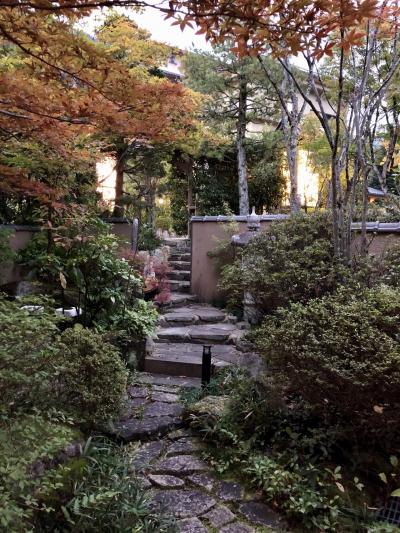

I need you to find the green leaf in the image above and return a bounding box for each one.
[379,472,388,484]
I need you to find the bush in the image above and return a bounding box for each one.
[18,212,157,341]
[256,285,400,443]
[220,212,348,314]
[138,223,162,251]
[0,296,63,415]
[0,297,127,427]
[57,327,128,427]
[0,411,80,532]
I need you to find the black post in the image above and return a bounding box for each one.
[202,345,212,388]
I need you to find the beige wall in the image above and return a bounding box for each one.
[191,218,275,303]
[0,221,135,287]
[191,217,400,304]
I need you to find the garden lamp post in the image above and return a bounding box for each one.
[202,345,212,388]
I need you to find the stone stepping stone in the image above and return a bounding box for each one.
[152,385,181,394]
[217,481,245,502]
[130,441,165,471]
[113,415,181,442]
[177,517,207,533]
[150,391,180,403]
[127,386,149,398]
[203,505,236,527]
[154,454,209,475]
[153,489,215,518]
[167,270,191,281]
[137,475,152,490]
[186,473,215,492]
[166,437,203,456]
[143,401,183,418]
[169,260,191,271]
[148,474,185,488]
[136,372,201,388]
[220,523,255,533]
[239,501,286,529]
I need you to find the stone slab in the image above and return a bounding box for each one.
[130,441,165,470]
[203,505,236,527]
[177,517,208,533]
[217,481,244,502]
[186,473,215,492]
[127,386,149,398]
[113,415,181,441]
[220,523,255,533]
[150,391,180,403]
[239,501,285,529]
[167,428,193,440]
[166,438,203,456]
[148,474,185,488]
[143,401,183,418]
[153,489,215,518]
[154,454,209,475]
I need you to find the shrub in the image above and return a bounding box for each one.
[0,298,127,427]
[220,212,348,314]
[0,296,63,416]
[18,212,156,340]
[0,411,80,532]
[138,223,162,251]
[57,327,128,427]
[0,228,15,265]
[256,285,400,443]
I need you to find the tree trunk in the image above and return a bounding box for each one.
[113,150,125,217]
[237,75,249,215]
[282,110,301,212]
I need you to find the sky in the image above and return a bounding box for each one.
[87,7,211,51]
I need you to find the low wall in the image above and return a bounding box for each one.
[191,216,400,304]
[0,219,138,287]
[191,215,286,303]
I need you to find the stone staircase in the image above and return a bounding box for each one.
[145,239,261,378]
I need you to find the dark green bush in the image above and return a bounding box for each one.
[137,223,162,251]
[0,297,127,426]
[0,411,81,532]
[0,296,63,415]
[256,285,400,442]
[58,327,128,426]
[220,212,348,314]
[18,212,157,339]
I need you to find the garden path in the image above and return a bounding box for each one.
[111,372,287,532]
[111,240,284,531]
[145,238,263,379]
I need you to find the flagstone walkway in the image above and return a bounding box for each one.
[111,372,287,532]
[112,239,285,531]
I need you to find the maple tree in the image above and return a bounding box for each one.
[0,5,200,216]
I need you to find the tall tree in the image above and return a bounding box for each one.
[183,44,278,215]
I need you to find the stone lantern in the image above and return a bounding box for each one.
[231,207,262,325]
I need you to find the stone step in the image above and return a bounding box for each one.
[158,305,237,328]
[169,253,191,262]
[145,343,246,377]
[160,293,199,309]
[168,280,191,293]
[135,371,201,388]
[163,237,190,248]
[155,323,243,345]
[169,260,191,271]
[167,270,191,281]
